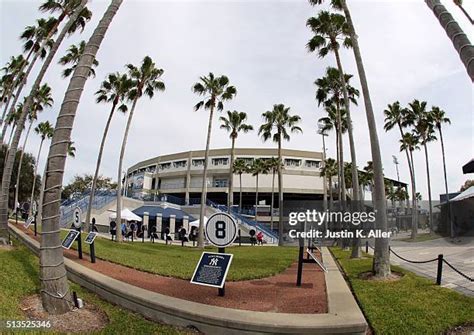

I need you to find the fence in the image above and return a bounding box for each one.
[365,241,473,285]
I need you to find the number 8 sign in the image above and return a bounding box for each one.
[205,212,237,248]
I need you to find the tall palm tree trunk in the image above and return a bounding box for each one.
[410,150,418,239]
[334,48,360,205]
[438,127,452,237]
[39,0,122,313]
[270,169,275,231]
[329,176,334,213]
[277,137,284,246]
[116,98,138,243]
[333,47,361,257]
[239,172,243,214]
[7,124,16,148]
[1,93,14,133]
[423,143,433,233]
[14,121,33,213]
[0,0,88,239]
[85,102,117,232]
[29,137,45,215]
[340,0,390,277]
[336,104,346,208]
[198,102,215,248]
[255,173,259,223]
[398,125,417,239]
[321,135,328,213]
[227,137,235,213]
[425,0,474,81]
[335,129,341,203]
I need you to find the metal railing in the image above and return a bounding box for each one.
[60,190,117,226]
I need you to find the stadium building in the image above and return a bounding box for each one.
[125,148,326,212]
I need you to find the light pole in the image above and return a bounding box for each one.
[392,155,400,182]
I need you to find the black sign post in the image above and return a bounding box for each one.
[76,227,83,259]
[203,212,238,297]
[84,232,98,263]
[190,252,233,292]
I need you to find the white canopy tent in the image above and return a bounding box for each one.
[189,216,208,227]
[109,208,142,222]
[451,186,474,202]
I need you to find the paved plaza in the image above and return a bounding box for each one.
[369,233,474,296]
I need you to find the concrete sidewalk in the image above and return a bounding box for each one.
[367,236,474,296]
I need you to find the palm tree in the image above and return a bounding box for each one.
[307,12,361,223]
[0,55,27,129]
[0,1,88,241]
[250,158,268,223]
[259,104,302,246]
[192,73,237,248]
[5,104,21,147]
[20,17,57,62]
[38,0,123,314]
[266,157,281,231]
[395,186,409,212]
[425,0,473,81]
[233,159,249,214]
[358,170,371,203]
[29,121,54,214]
[385,180,397,209]
[410,100,436,233]
[309,0,391,278]
[219,111,253,213]
[318,104,348,204]
[14,84,53,214]
[321,158,337,212]
[400,132,420,239]
[431,106,452,236]
[116,56,165,242]
[0,18,56,142]
[85,72,131,232]
[384,101,418,236]
[58,40,99,78]
[1,0,92,143]
[314,67,357,207]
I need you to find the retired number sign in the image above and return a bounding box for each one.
[205,212,237,248]
[73,206,82,229]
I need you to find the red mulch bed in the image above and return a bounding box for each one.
[13,223,327,314]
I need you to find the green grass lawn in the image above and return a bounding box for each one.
[399,233,442,242]
[0,243,189,334]
[62,231,298,281]
[330,248,474,335]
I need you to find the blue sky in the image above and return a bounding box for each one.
[1,0,473,200]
